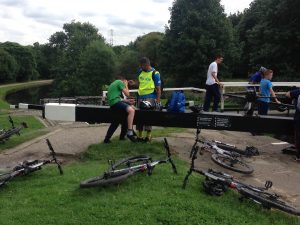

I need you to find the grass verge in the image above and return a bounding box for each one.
[0,115,47,150]
[0,138,299,225]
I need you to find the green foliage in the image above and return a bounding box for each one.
[236,0,300,80]
[161,0,242,87]
[114,48,139,79]
[0,49,18,82]
[49,21,111,96]
[0,42,39,82]
[134,32,164,68]
[75,40,116,95]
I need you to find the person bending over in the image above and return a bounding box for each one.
[203,55,224,112]
[257,70,280,115]
[104,76,136,143]
[285,88,300,162]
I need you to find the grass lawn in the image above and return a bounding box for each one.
[0,115,47,150]
[0,137,299,225]
[0,80,53,109]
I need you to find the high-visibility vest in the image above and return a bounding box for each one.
[138,70,157,96]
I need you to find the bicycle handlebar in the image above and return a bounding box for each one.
[46,139,63,175]
[163,138,177,174]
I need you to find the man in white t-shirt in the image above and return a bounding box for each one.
[203,55,224,112]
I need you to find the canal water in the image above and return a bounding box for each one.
[6,85,54,105]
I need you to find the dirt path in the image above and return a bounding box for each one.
[164,129,300,207]
[0,123,113,169]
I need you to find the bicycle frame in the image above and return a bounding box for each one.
[105,138,177,177]
[0,139,63,187]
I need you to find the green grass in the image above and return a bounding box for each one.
[0,139,299,225]
[0,115,47,150]
[0,80,53,109]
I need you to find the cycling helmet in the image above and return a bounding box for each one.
[139,101,153,110]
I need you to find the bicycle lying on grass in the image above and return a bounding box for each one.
[0,139,63,187]
[0,116,28,143]
[80,138,177,188]
[183,146,300,216]
[190,128,255,174]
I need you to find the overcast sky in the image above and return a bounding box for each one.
[0,0,253,46]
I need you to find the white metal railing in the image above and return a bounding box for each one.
[102,82,300,111]
[102,87,206,98]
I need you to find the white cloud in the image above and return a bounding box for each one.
[0,0,252,46]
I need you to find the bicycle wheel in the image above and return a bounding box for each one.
[80,170,134,188]
[211,154,254,174]
[0,174,11,187]
[239,187,300,216]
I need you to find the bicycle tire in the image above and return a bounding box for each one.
[80,170,134,188]
[0,174,11,186]
[239,187,300,216]
[211,154,254,174]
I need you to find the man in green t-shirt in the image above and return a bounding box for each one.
[104,76,136,143]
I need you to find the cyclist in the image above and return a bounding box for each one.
[130,57,162,142]
[104,76,136,143]
[285,88,300,162]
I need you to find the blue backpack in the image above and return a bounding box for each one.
[167,91,186,113]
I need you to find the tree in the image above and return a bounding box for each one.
[77,40,116,95]
[0,42,39,81]
[0,49,18,82]
[50,21,106,96]
[161,0,241,87]
[237,0,300,80]
[133,32,164,68]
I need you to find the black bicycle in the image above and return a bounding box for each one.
[0,116,28,143]
[0,139,63,187]
[190,128,254,174]
[80,138,177,188]
[183,146,300,216]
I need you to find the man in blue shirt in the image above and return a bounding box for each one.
[249,67,267,84]
[248,67,267,91]
[130,57,161,142]
[286,88,300,161]
[257,69,280,115]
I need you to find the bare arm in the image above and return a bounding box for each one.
[155,86,161,102]
[122,81,130,97]
[286,91,291,98]
[212,72,223,87]
[270,88,280,104]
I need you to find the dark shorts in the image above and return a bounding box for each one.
[111,101,130,111]
[257,100,269,115]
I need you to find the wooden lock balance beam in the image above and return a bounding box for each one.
[43,103,294,135]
